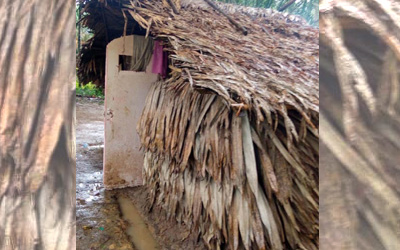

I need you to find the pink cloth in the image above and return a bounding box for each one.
[152,40,168,78]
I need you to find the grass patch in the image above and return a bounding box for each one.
[76,81,104,99]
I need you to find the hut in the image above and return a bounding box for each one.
[320,0,400,249]
[78,0,319,249]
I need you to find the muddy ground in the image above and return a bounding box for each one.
[76,97,205,250]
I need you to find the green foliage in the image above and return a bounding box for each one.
[76,80,104,98]
[217,0,318,26]
[76,1,93,54]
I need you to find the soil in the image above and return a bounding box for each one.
[76,98,133,250]
[76,97,205,250]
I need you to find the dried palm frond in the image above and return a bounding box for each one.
[138,79,318,249]
[80,0,318,249]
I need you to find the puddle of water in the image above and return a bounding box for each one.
[117,196,160,250]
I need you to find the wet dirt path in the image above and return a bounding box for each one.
[76,97,205,250]
[76,98,134,250]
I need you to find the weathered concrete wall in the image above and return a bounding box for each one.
[104,35,158,189]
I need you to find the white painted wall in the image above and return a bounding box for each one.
[104,35,158,189]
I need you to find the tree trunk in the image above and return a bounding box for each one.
[0,0,75,249]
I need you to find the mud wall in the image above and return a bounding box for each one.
[104,35,158,189]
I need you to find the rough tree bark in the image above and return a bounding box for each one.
[0,0,75,249]
[320,0,400,249]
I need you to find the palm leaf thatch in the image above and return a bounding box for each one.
[77,0,314,87]
[320,0,400,249]
[79,0,319,249]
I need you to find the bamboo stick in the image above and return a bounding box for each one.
[203,0,248,35]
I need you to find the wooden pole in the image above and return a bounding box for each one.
[101,4,109,44]
[203,0,248,35]
[166,0,180,14]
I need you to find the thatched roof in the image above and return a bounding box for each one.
[138,79,319,249]
[79,0,319,249]
[320,0,400,249]
[78,0,319,119]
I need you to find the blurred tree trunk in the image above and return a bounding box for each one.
[320,0,400,249]
[0,0,75,249]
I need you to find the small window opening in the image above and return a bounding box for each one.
[119,55,138,71]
